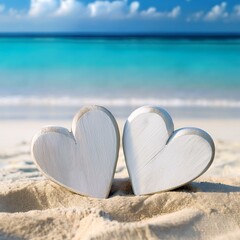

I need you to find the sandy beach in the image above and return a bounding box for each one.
[0,8,240,238]
[0,118,239,239]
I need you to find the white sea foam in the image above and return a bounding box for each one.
[0,96,240,108]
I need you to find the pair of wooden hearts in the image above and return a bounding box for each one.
[31,105,215,198]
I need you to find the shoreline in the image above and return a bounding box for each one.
[1,105,240,123]
[0,118,239,150]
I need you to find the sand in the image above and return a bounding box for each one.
[0,119,240,239]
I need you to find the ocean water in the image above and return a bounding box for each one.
[0,36,240,119]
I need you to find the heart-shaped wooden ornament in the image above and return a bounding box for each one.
[123,106,215,195]
[31,105,120,198]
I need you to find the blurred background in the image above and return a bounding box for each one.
[0,0,239,133]
[0,35,240,120]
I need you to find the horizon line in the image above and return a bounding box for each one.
[0,32,240,39]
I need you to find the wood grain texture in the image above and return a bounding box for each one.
[123,106,215,195]
[31,105,120,199]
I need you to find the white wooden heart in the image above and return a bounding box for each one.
[31,105,120,198]
[123,106,215,195]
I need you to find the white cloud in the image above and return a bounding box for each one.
[87,0,128,18]
[204,2,228,21]
[55,0,83,16]
[29,0,58,17]
[29,0,142,19]
[141,7,158,17]
[0,4,5,13]
[168,6,181,18]
[129,1,139,15]
[187,2,240,22]
[141,6,181,18]
[54,0,180,19]
[1,0,181,20]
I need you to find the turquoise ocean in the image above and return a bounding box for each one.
[0,35,240,119]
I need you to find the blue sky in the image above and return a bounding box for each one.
[0,0,239,32]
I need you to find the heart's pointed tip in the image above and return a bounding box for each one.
[50,182,110,199]
[84,192,109,199]
[82,195,107,199]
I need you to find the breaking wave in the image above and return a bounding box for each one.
[0,96,240,108]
